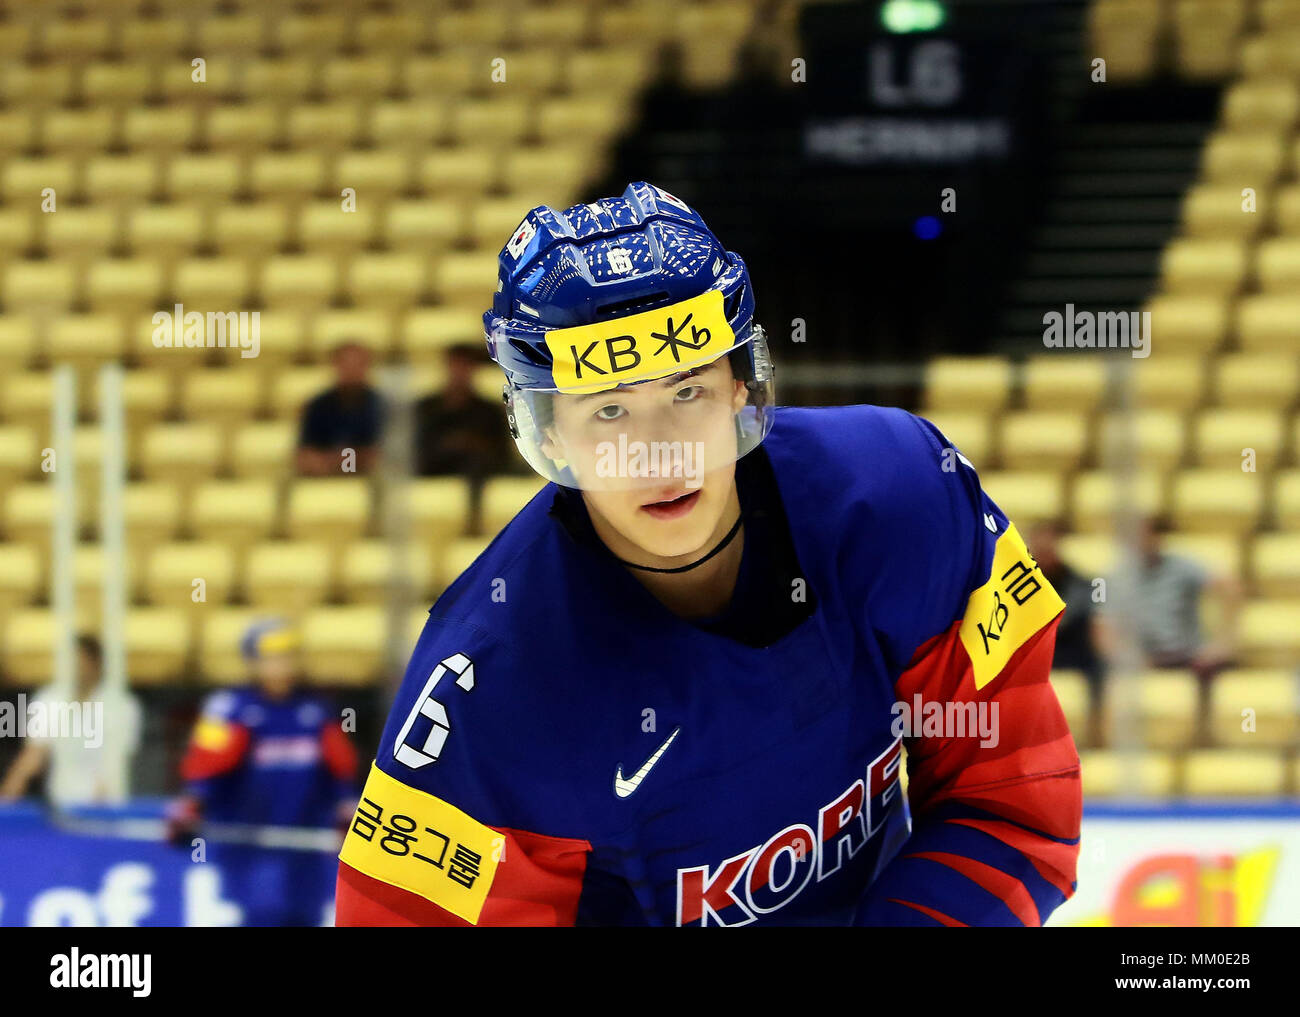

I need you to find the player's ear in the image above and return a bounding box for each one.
[730,377,748,413]
[539,425,561,460]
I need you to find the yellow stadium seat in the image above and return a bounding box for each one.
[124,483,183,548]
[189,480,277,549]
[382,199,464,252]
[3,261,77,312]
[157,58,238,102]
[356,12,429,54]
[448,98,534,146]
[83,154,158,204]
[333,150,411,197]
[269,366,333,421]
[998,412,1089,471]
[1196,408,1286,469]
[488,50,564,94]
[1240,31,1300,78]
[1238,599,1300,665]
[286,479,371,543]
[1070,470,1167,532]
[47,313,126,370]
[339,539,437,604]
[401,55,479,99]
[240,56,316,100]
[248,151,327,200]
[1050,670,1094,747]
[1183,749,1287,796]
[141,422,223,486]
[401,307,487,363]
[1140,296,1227,355]
[230,421,296,478]
[195,12,267,53]
[916,412,994,468]
[82,62,154,104]
[120,16,188,57]
[1251,533,1300,596]
[1058,533,1117,576]
[567,47,656,97]
[43,108,116,154]
[371,100,448,149]
[1235,294,1300,351]
[537,96,628,144]
[205,102,281,152]
[432,252,499,307]
[0,542,40,615]
[0,371,55,440]
[44,207,118,258]
[118,367,174,432]
[343,253,429,307]
[145,542,237,607]
[123,105,198,151]
[286,100,366,151]
[516,4,590,46]
[244,541,333,611]
[500,143,604,209]
[166,154,243,201]
[676,3,754,88]
[1134,669,1200,748]
[481,475,546,535]
[980,471,1066,523]
[1213,669,1297,745]
[415,146,498,196]
[0,204,36,264]
[1213,353,1298,407]
[430,8,510,48]
[1173,1,1248,80]
[0,65,75,107]
[1221,78,1300,132]
[922,357,1012,412]
[1181,183,1268,238]
[1201,132,1287,184]
[1171,469,1264,533]
[1255,237,1300,291]
[298,201,379,253]
[301,606,387,685]
[0,424,37,487]
[173,256,254,309]
[277,13,347,53]
[127,203,205,258]
[1021,356,1109,412]
[86,257,163,313]
[212,202,292,254]
[1097,410,1186,471]
[595,6,675,49]
[261,255,338,309]
[2,609,58,684]
[408,477,473,544]
[180,369,265,428]
[0,313,35,375]
[1274,183,1300,233]
[1162,533,1244,582]
[1158,239,1249,296]
[308,309,396,363]
[199,608,266,684]
[437,535,492,589]
[469,196,538,250]
[1079,750,1177,797]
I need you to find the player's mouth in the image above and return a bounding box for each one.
[639,490,701,520]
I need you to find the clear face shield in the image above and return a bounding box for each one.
[504,324,776,492]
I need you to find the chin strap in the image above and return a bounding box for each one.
[615,511,744,574]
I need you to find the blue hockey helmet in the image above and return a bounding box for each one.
[483,182,775,489]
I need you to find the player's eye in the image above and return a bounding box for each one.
[675,385,705,403]
[593,403,626,421]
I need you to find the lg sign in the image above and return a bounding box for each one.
[869,40,963,107]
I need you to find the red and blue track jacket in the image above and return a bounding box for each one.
[336,405,1082,926]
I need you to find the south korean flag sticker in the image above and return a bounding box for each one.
[652,185,692,213]
[506,217,537,261]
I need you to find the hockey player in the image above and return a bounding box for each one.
[171,618,358,925]
[335,183,1081,927]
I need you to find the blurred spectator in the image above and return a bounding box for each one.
[1128,515,1241,685]
[296,341,384,476]
[0,635,142,807]
[412,343,514,480]
[1027,520,1108,743]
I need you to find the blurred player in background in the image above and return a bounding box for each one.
[336,183,1082,927]
[170,618,358,925]
[0,635,141,807]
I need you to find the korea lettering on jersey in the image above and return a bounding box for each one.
[676,735,903,927]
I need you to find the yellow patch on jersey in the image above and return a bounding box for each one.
[193,717,234,752]
[958,522,1065,691]
[339,762,502,925]
[544,288,735,394]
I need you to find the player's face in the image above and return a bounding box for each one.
[254,652,298,698]
[544,359,748,559]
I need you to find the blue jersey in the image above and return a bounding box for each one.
[337,405,1081,926]
[182,687,357,829]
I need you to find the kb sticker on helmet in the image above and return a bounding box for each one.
[544,289,736,394]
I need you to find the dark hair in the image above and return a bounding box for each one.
[76,634,102,665]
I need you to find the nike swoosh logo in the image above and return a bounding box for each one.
[614,727,681,799]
